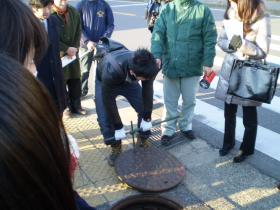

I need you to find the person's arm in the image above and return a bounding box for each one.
[59,38,70,57]
[151,7,167,61]
[73,8,82,49]
[141,79,154,121]
[238,15,271,59]
[102,83,123,130]
[102,3,115,38]
[76,1,90,44]
[217,26,236,54]
[145,0,152,19]
[202,6,217,68]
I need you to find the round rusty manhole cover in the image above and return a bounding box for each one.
[111,194,183,210]
[115,146,185,192]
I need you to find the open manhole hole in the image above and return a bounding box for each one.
[111,194,183,210]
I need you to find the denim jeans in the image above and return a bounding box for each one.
[95,79,144,144]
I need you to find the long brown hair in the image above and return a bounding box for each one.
[0,54,76,210]
[237,0,264,34]
[224,0,265,35]
[0,0,47,64]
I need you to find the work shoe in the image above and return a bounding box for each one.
[161,135,174,146]
[181,130,196,140]
[107,143,122,167]
[136,135,149,147]
[233,151,249,163]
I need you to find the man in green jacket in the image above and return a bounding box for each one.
[151,0,217,145]
[53,0,86,115]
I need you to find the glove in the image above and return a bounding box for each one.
[140,119,152,132]
[229,35,242,51]
[114,127,126,140]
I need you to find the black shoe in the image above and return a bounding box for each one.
[181,130,196,140]
[277,183,280,190]
[219,145,234,156]
[71,108,87,116]
[161,135,173,146]
[233,151,248,163]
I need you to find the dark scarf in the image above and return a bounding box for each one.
[53,4,69,24]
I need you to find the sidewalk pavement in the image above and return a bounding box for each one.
[63,94,280,210]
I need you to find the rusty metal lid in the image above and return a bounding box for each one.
[114,146,185,192]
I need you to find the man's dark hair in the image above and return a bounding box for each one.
[130,48,159,79]
[0,0,47,64]
[0,54,76,210]
[29,0,54,8]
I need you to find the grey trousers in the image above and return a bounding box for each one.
[161,76,200,136]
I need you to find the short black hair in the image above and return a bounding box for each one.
[29,0,54,8]
[130,48,159,79]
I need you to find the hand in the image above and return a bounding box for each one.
[229,35,242,51]
[203,66,213,77]
[156,58,161,70]
[140,119,152,132]
[114,127,126,140]
[86,41,96,51]
[66,47,78,58]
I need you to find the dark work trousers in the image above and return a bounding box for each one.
[94,79,143,143]
[66,79,82,112]
[80,49,94,96]
[223,103,258,155]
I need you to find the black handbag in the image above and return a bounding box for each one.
[227,59,280,103]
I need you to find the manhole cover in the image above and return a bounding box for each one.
[115,146,185,192]
[111,194,183,210]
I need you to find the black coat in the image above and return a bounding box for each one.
[36,16,67,114]
[97,41,154,129]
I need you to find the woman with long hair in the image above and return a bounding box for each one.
[0,54,76,210]
[215,0,271,162]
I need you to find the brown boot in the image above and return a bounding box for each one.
[136,135,149,148]
[107,142,122,167]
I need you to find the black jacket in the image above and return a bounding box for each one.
[36,16,67,115]
[97,41,154,129]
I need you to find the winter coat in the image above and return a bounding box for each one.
[36,15,67,114]
[96,40,154,129]
[215,4,271,106]
[76,0,114,45]
[53,5,82,81]
[151,0,217,79]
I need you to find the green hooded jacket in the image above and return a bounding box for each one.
[151,0,217,78]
